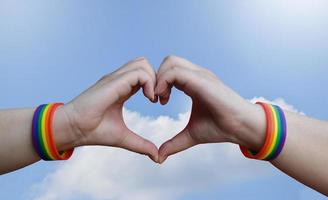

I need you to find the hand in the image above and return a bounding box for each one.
[155,56,266,163]
[56,57,159,162]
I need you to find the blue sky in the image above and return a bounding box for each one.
[0,0,327,199]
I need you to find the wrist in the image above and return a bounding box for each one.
[53,104,81,151]
[233,102,267,152]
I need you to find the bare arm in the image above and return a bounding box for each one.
[156,55,328,195]
[0,107,76,174]
[271,112,328,195]
[0,57,159,175]
[237,102,328,195]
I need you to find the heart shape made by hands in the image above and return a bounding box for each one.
[69,56,247,164]
[115,56,245,164]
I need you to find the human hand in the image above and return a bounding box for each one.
[155,56,266,163]
[53,55,265,164]
[55,57,159,162]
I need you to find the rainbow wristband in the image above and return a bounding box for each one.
[32,103,74,161]
[239,102,287,161]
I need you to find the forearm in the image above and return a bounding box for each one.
[0,106,77,174]
[272,112,328,195]
[237,103,328,195]
[0,108,39,174]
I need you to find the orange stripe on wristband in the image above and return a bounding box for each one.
[32,103,74,161]
[239,102,287,161]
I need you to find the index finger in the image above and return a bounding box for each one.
[157,55,200,79]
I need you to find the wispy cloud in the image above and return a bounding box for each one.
[28,97,303,200]
[249,97,305,115]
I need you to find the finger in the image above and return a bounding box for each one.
[155,56,203,99]
[136,69,156,102]
[113,57,150,77]
[159,86,171,105]
[155,66,194,99]
[100,57,157,102]
[119,129,159,163]
[138,59,157,102]
[96,58,145,83]
[116,57,157,95]
[138,58,157,91]
[120,68,156,102]
[131,57,157,92]
[157,55,199,78]
[158,128,196,164]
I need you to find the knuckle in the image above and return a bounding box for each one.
[135,56,149,65]
[98,74,110,82]
[127,57,148,69]
[134,58,154,73]
[163,55,185,71]
[134,67,146,75]
[170,65,180,72]
[134,68,151,82]
[141,61,153,72]
[135,56,146,61]
[164,55,178,63]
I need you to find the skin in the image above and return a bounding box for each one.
[0,57,159,174]
[0,56,327,196]
[155,55,328,196]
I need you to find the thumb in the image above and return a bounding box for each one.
[118,129,159,163]
[158,128,196,164]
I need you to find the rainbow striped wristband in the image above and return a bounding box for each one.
[32,103,74,161]
[239,102,287,161]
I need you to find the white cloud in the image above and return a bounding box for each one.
[249,97,305,115]
[28,97,303,200]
